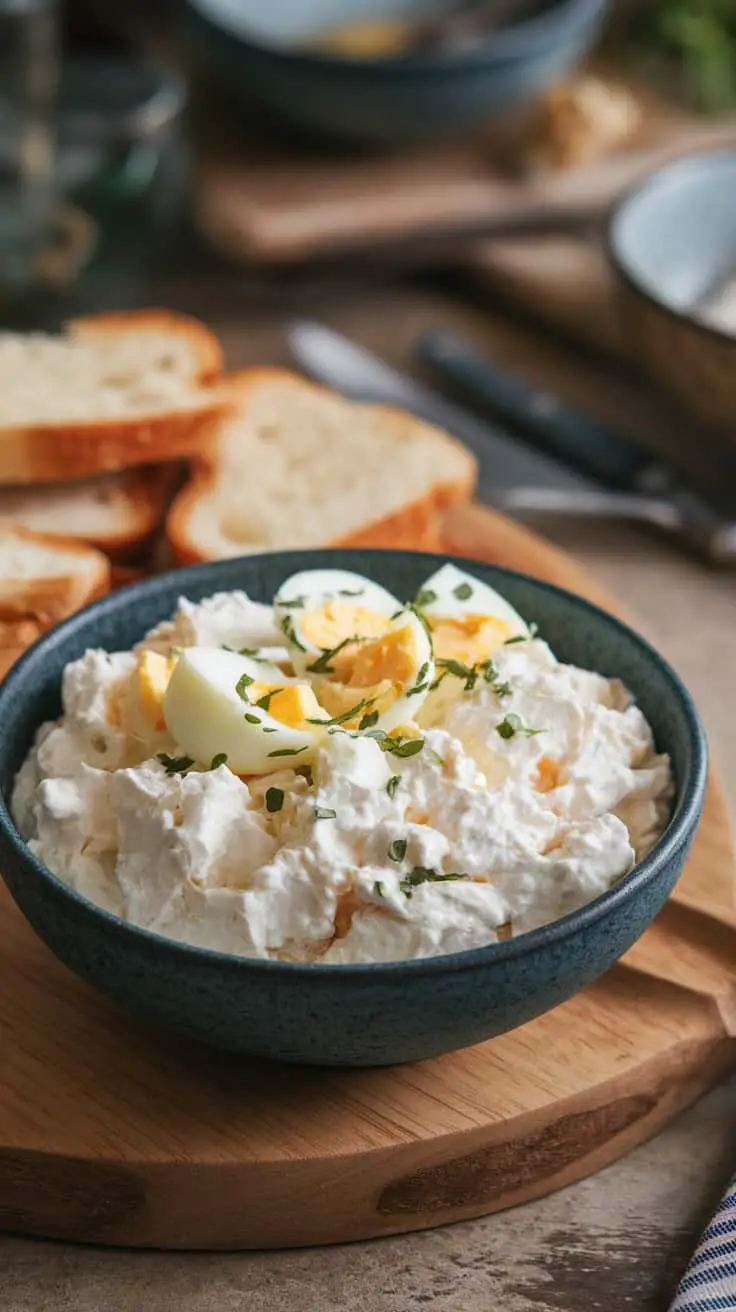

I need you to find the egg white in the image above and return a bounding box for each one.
[163,647,325,776]
[416,563,528,638]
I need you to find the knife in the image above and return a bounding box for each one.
[287,321,736,563]
[415,328,736,565]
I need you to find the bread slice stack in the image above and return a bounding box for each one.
[0,316,477,679]
[0,308,225,675]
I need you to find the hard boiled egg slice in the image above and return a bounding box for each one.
[308,606,434,733]
[414,564,529,729]
[416,563,528,664]
[163,648,327,776]
[275,569,400,676]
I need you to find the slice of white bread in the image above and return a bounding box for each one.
[0,465,180,559]
[0,309,226,485]
[0,527,110,628]
[167,368,477,564]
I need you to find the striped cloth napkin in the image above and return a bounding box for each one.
[671,1177,736,1311]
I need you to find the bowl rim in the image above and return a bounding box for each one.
[0,548,708,982]
[185,0,607,72]
[606,145,736,351]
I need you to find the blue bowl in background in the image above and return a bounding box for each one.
[182,0,609,144]
[0,549,706,1067]
[607,148,736,435]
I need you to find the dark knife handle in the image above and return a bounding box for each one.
[416,329,656,493]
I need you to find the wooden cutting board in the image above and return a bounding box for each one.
[0,503,733,1251]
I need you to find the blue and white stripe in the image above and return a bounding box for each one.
[671,1177,736,1311]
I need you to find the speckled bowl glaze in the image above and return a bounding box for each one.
[0,550,706,1067]
[608,149,736,435]
[182,0,608,144]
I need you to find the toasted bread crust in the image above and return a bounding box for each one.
[0,528,110,624]
[0,404,227,485]
[0,310,227,484]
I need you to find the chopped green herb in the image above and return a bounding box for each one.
[407,661,430,696]
[505,623,537,645]
[157,753,195,776]
[427,748,446,767]
[235,672,255,699]
[388,838,407,863]
[494,681,512,699]
[263,727,279,734]
[210,753,228,770]
[254,689,282,711]
[280,613,306,652]
[307,696,375,727]
[373,880,386,898]
[495,713,543,740]
[307,635,354,675]
[407,602,433,640]
[386,774,401,799]
[436,658,478,692]
[267,746,309,758]
[453,582,473,600]
[265,787,284,813]
[314,806,337,821]
[338,588,364,597]
[390,608,405,621]
[244,712,261,724]
[385,737,424,759]
[478,658,498,683]
[413,588,437,609]
[238,647,259,657]
[399,867,467,898]
[359,709,380,730]
[278,596,305,609]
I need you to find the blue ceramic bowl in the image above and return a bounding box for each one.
[182,0,609,144]
[0,550,706,1067]
[607,148,736,434]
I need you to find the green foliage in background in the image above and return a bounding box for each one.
[645,0,736,113]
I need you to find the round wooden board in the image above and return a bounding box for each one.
[0,505,734,1251]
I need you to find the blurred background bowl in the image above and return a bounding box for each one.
[182,0,610,145]
[607,148,736,436]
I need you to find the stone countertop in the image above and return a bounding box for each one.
[2,279,734,1311]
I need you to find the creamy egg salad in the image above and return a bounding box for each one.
[12,564,673,964]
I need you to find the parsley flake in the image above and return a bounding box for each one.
[278,596,305,609]
[373,880,386,898]
[267,747,309,758]
[359,709,380,730]
[280,614,306,651]
[399,867,468,899]
[265,787,284,813]
[338,588,364,597]
[307,635,355,675]
[307,696,375,727]
[389,838,407,863]
[413,588,437,609]
[210,753,228,770]
[386,774,401,799]
[436,657,478,691]
[495,713,543,740]
[254,689,282,711]
[314,806,337,821]
[453,582,473,600]
[244,712,261,724]
[157,753,195,776]
[235,672,255,699]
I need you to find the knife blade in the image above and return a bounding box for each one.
[287,321,736,562]
[414,327,736,564]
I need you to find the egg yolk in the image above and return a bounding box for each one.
[317,624,421,722]
[299,600,389,650]
[247,680,325,728]
[428,614,514,666]
[136,650,178,729]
